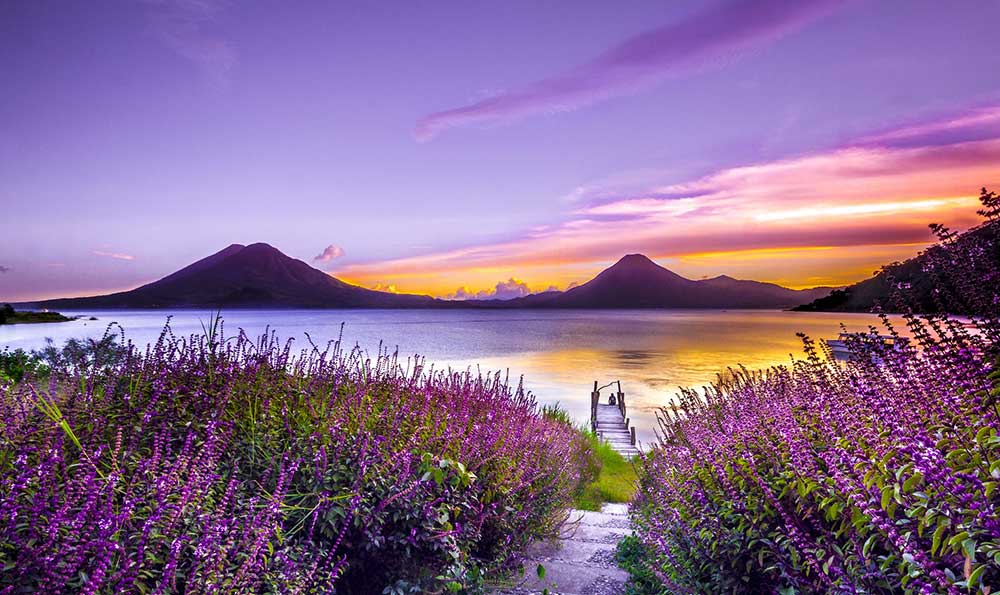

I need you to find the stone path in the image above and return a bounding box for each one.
[493,503,631,595]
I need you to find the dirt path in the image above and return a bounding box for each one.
[494,503,631,595]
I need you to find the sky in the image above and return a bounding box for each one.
[2,0,1000,302]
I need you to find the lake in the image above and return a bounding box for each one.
[0,309,902,446]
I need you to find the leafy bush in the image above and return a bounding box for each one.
[31,332,125,372]
[0,349,50,385]
[616,535,665,595]
[630,190,1000,594]
[0,322,591,593]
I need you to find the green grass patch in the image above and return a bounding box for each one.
[573,434,637,511]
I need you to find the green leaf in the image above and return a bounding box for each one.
[931,523,947,556]
[967,564,986,588]
[962,538,976,561]
[536,564,546,579]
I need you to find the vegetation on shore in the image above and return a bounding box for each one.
[0,303,75,325]
[627,190,1000,593]
[794,187,1000,314]
[0,321,595,594]
[574,435,638,512]
[540,403,638,512]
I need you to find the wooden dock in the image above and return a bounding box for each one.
[590,381,639,458]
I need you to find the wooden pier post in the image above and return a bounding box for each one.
[592,380,639,458]
[590,380,598,433]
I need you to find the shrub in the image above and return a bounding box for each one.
[630,190,1000,594]
[0,349,50,385]
[632,324,999,594]
[0,322,591,594]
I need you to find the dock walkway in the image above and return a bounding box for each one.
[590,381,639,458]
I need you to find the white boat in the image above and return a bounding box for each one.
[824,333,910,360]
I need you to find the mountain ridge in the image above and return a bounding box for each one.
[18,245,834,310]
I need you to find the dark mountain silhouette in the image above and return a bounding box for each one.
[497,254,834,309]
[24,243,440,309]
[19,247,833,310]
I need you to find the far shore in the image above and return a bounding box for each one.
[0,307,78,326]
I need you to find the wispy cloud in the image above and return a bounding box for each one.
[415,0,846,140]
[858,104,1000,150]
[93,250,136,261]
[346,103,1000,292]
[0,265,10,274]
[143,0,236,90]
[314,244,346,262]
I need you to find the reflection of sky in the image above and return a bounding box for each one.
[0,309,906,446]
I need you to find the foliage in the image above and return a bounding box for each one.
[616,535,666,595]
[0,331,125,386]
[0,349,50,385]
[630,189,1000,594]
[542,403,603,504]
[0,322,592,594]
[575,435,637,511]
[31,332,125,371]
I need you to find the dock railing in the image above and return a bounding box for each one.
[591,379,636,446]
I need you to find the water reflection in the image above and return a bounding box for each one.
[1,309,906,447]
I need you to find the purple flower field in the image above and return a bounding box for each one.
[630,190,1000,594]
[0,320,592,593]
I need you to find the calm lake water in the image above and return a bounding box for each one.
[0,309,904,446]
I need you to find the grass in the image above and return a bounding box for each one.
[573,434,638,511]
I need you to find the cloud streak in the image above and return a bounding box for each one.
[415,0,846,140]
[93,250,136,261]
[0,265,10,274]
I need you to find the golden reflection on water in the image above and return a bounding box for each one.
[450,311,911,446]
[1,309,910,448]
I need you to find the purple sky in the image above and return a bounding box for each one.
[2,0,1000,301]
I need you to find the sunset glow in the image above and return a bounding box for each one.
[2,1,999,302]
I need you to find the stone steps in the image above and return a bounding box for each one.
[491,504,631,595]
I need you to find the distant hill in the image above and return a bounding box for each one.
[19,247,834,311]
[22,243,440,309]
[794,220,1000,314]
[496,254,834,309]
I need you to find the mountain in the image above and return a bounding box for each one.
[498,254,834,309]
[23,243,440,309]
[19,247,834,311]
